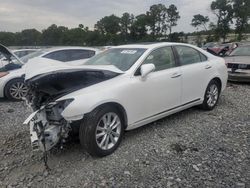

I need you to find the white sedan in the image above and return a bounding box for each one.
[20,46,100,65]
[24,42,228,157]
[0,45,100,100]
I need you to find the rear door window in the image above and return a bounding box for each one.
[175,46,206,65]
[67,49,96,61]
[43,50,69,62]
[43,49,96,62]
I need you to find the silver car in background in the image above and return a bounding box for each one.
[225,44,250,82]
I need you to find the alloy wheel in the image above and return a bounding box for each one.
[206,84,219,107]
[95,112,122,150]
[9,82,28,100]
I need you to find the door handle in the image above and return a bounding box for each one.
[205,65,212,69]
[171,72,182,78]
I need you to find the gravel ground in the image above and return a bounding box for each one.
[0,83,249,188]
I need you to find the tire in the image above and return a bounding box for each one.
[200,80,221,110]
[79,105,124,157]
[4,78,28,101]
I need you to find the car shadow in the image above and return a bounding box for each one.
[49,106,200,157]
[0,98,10,103]
[228,81,250,86]
[0,98,23,103]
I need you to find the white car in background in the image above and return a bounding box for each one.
[0,45,100,100]
[13,49,39,58]
[23,42,228,157]
[21,46,100,65]
[0,49,38,68]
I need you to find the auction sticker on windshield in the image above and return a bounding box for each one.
[121,50,137,54]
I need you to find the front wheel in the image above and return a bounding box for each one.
[79,105,124,157]
[4,78,28,101]
[200,80,220,110]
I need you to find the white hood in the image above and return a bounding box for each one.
[24,57,124,80]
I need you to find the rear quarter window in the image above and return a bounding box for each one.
[200,53,208,62]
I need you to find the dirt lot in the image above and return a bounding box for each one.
[0,83,249,188]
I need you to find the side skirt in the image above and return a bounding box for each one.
[126,99,202,131]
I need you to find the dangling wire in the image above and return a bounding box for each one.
[41,130,51,171]
[43,143,50,171]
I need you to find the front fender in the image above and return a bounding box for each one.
[61,93,124,121]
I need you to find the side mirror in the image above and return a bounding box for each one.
[140,64,155,78]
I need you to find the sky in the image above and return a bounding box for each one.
[0,0,215,33]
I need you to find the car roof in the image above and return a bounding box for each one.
[12,49,38,52]
[43,46,99,53]
[114,42,192,49]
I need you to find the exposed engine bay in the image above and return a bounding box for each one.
[25,69,120,109]
[24,69,120,153]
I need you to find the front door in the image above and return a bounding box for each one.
[127,46,182,124]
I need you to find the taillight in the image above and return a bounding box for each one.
[0,72,9,78]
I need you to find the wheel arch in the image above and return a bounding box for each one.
[211,77,222,92]
[93,102,128,129]
[202,76,223,102]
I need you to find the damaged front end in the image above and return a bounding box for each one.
[24,99,74,151]
[23,68,121,152]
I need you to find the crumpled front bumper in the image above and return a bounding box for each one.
[23,109,61,151]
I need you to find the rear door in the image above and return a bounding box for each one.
[174,45,213,104]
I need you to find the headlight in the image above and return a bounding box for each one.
[47,99,74,110]
[0,72,9,78]
[45,99,74,122]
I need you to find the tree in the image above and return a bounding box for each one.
[130,14,149,41]
[211,0,234,42]
[15,29,41,46]
[146,4,167,38]
[232,0,250,41]
[167,32,185,42]
[120,13,134,42]
[62,28,86,45]
[95,14,121,35]
[41,24,68,45]
[191,14,210,31]
[84,30,104,46]
[0,32,16,46]
[166,4,180,35]
[0,3,183,46]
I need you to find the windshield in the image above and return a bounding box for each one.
[230,46,250,56]
[85,48,146,71]
[20,49,47,63]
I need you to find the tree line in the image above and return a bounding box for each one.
[0,0,249,47]
[191,0,250,42]
[0,3,180,46]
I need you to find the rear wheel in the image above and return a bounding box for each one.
[4,78,28,101]
[79,105,124,157]
[200,80,220,110]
